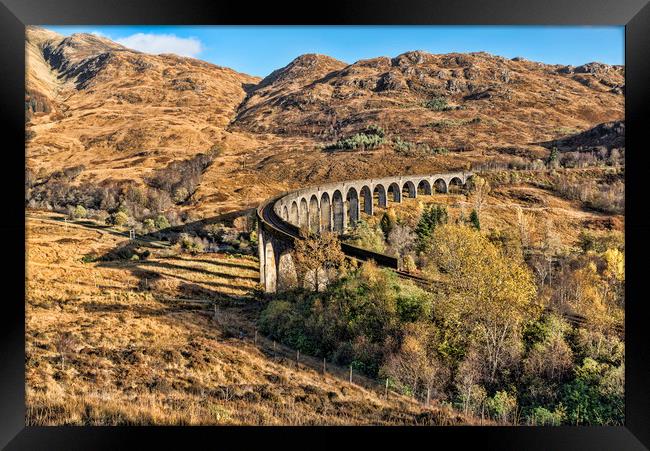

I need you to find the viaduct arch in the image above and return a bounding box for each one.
[258,171,472,293]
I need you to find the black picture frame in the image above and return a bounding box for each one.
[2,0,649,449]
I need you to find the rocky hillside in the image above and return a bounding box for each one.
[232,51,623,149]
[25,27,625,216]
[26,26,260,195]
[540,120,625,151]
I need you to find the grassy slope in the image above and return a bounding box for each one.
[26,212,473,425]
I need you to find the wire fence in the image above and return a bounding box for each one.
[248,329,448,409]
[170,298,421,405]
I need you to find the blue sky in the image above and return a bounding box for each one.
[44,26,624,77]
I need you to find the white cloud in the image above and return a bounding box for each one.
[116,33,203,58]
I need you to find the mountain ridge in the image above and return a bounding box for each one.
[25,26,625,217]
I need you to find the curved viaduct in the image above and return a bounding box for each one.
[257,172,472,293]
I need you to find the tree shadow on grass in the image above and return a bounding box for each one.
[160,255,258,272]
[136,259,257,281]
[92,240,259,303]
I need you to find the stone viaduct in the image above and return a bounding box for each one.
[257,171,472,293]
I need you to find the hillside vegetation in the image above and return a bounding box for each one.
[25,26,625,425]
[27,212,476,425]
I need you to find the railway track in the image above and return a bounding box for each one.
[259,196,623,334]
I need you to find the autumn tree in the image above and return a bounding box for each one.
[515,205,530,250]
[428,224,539,383]
[347,220,386,253]
[469,175,490,219]
[570,262,616,338]
[381,322,449,403]
[293,231,346,292]
[602,247,624,308]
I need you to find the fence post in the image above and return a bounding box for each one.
[426,387,430,406]
[296,350,300,364]
[323,357,326,374]
[349,365,352,383]
[254,330,258,345]
[385,379,389,399]
[213,304,217,322]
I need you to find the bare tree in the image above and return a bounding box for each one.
[469,175,491,218]
[293,231,346,292]
[387,224,416,259]
[55,331,76,371]
[455,347,486,416]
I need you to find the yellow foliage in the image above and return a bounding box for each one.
[603,248,625,282]
[429,224,538,327]
[427,224,539,381]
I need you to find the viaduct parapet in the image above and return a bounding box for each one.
[257,171,472,293]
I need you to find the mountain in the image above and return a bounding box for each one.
[25,27,625,215]
[232,50,624,148]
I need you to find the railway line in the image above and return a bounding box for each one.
[258,195,623,334]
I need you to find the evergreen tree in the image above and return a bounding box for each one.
[380,209,397,239]
[415,204,448,251]
[547,146,560,168]
[469,209,481,230]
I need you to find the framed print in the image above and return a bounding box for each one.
[1,0,649,449]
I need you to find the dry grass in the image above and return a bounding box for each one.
[26,211,473,425]
[25,28,624,219]
[371,170,623,250]
[24,28,624,425]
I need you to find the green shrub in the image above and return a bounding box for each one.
[69,205,87,219]
[143,218,155,232]
[326,133,384,151]
[395,283,433,322]
[107,211,129,227]
[178,233,205,254]
[154,214,171,230]
[325,125,386,151]
[81,253,98,263]
[528,406,566,426]
[560,358,624,425]
[347,220,386,253]
[392,137,414,153]
[423,97,453,111]
[469,209,480,230]
[486,391,518,424]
